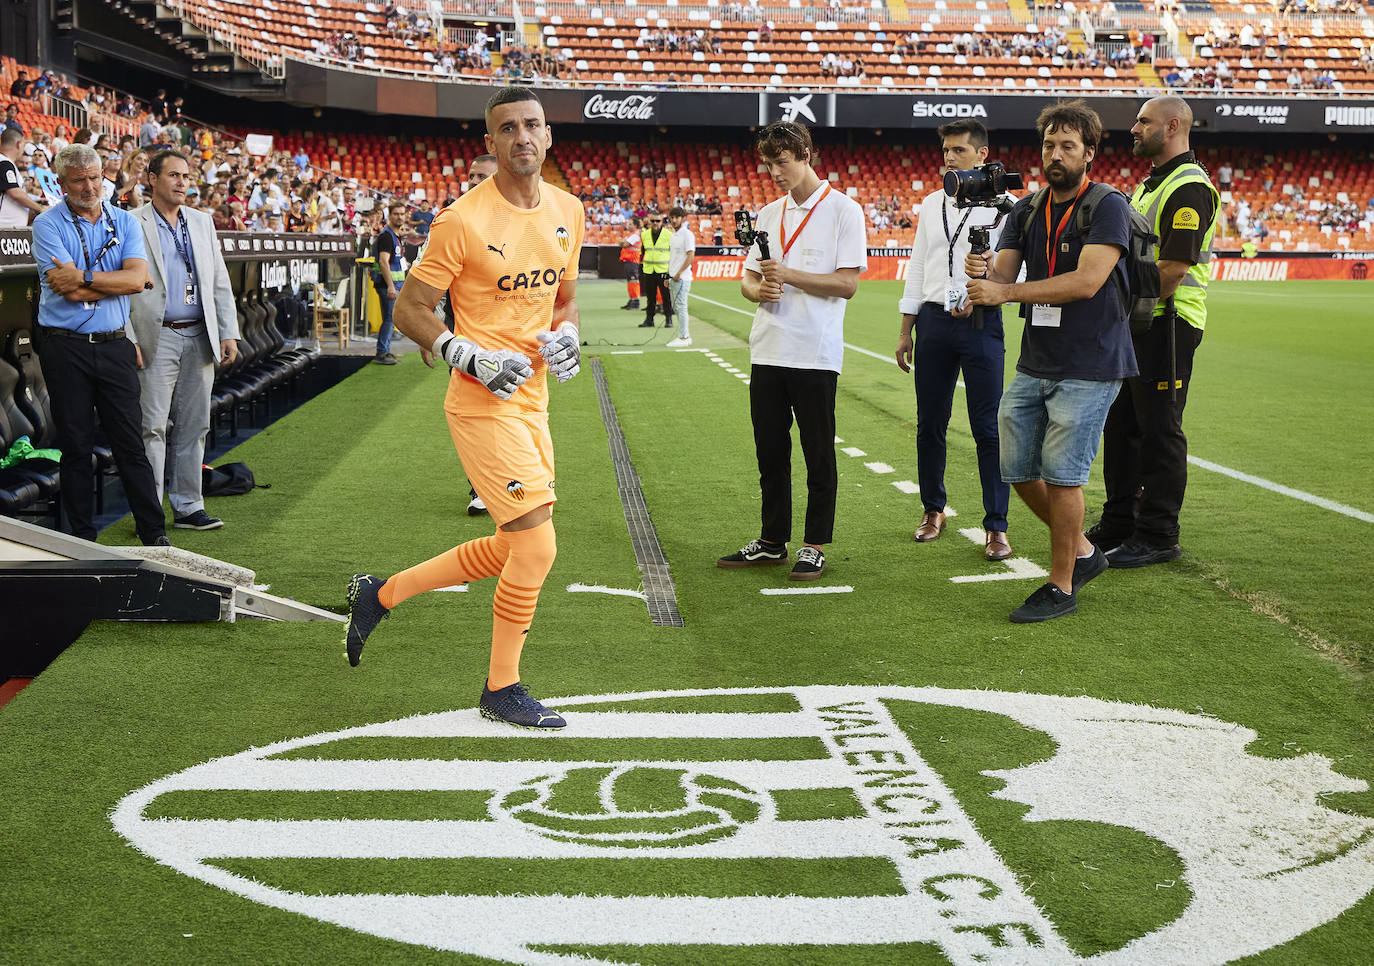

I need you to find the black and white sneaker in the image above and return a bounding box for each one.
[480,681,566,729]
[717,539,788,568]
[345,574,390,667]
[1010,583,1078,624]
[467,494,487,516]
[789,546,826,581]
[173,509,223,530]
[1072,545,1109,592]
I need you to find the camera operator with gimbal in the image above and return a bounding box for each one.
[965,100,1138,624]
[896,119,1017,563]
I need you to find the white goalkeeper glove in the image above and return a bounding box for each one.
[536,322,581,384]
[433,333,534,401]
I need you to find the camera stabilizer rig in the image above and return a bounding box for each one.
[944,161,1023,331]
[734,208,771,260]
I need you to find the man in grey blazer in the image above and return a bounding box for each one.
[129,150,239,530]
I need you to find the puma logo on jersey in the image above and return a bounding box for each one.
[497,267,566,292]
[488,244,507,258]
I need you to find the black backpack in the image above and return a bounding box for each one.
[202,461,269,496]
[1020,182,1162,334]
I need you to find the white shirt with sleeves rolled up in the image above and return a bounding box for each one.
[898,187,1018,317]
[743,181,868,373]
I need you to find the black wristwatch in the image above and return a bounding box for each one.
[83,269,94,285]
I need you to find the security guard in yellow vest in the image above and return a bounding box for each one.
[1091,95,1220,568]
[638,212,675,328]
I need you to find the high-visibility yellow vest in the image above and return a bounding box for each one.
[1130,162,1220,331]
[640,227,672,274]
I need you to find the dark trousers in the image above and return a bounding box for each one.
[642,272,672,324]
[914,303,1009,532]
[41,333,166,543]
[750,364,838,546]
[1100,313,1204,546]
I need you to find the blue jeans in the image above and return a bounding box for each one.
[669,278,691,338]
[998,374,1122,487]
[914,303,1008,532]
[375,278,402,355]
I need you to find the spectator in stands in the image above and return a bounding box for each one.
[410,198,435,236]
[896,118,1013,561]
[9,72,32,100]
[4,104,22,136]
[284,196,310,232]
[293,147,310,173]
[128,150,239,533]
[964,100,1134,622]
[721,121,866,582]
[31,143,168,547]
[0,128,46,226]
[1287,66,1303,89]
[249,167,284,224]
[139,114,162,149]
[115,152,149,210]
[100,149,122,202]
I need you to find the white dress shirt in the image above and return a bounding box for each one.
[669,224,696,281]
[898,186,1017,316]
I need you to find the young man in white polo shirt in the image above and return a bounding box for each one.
[718,121,867,580]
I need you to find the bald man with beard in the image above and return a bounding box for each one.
[1090,95,1219,569]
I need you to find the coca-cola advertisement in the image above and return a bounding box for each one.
[583,93,658,122]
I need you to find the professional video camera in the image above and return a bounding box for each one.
[943,161,1024,209]
[942,162,1023,330]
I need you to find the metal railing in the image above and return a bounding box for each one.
[39,93,89,131]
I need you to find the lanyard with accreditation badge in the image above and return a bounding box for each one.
[1029,178,1090,329]
[155,206,198,305]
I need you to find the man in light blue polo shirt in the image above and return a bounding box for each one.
[31,143,168,546]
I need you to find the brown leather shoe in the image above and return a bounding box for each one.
[984,530,1012,561]
[914,510,947,542]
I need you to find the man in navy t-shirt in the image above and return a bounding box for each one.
[966,99,1137,624]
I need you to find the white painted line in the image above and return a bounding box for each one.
[892,480,920,494]
[435,584,469,593]
[956,526,987,545]
[611,350,644,355]
[760,585,855,596]
[742,380,750,386]
[734,372,749,378]
[566,583,648,600]
[840,446,867,458]
[1187,456,1374,524]
[724,367,742,373]
[864,462,895,475]
[834,436,844,443]
[951,557,1050,583]
[717,361,733,368]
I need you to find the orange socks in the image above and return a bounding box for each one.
[378,520,557,691]
[379,532,510,609]
[627,280,641,299]
[488,519,557,690]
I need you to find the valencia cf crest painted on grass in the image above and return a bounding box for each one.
[112,686,1374,965]
[555,226,570,253]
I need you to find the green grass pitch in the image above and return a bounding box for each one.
[0,278,1370,964]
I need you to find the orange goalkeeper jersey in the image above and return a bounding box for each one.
[408,176,584,413]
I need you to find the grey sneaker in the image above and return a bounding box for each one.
[467,493,487,516]
[479,681,566,729]
[173,509,223,530]
[345,574,390,667]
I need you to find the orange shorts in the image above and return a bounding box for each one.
[445,374,556,527]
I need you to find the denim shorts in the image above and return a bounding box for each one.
[998,374,1122,487]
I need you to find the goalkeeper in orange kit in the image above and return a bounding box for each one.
[343,86,584,729]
